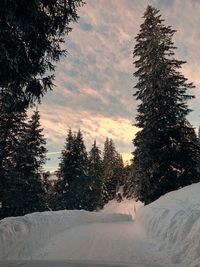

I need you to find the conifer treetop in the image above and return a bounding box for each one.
[133,5,194,129]
[132,5,200,204]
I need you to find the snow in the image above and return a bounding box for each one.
[136,182,200,267]
[0,210,131,261]
[102,198,143,219]
[2,183,200,266]
[48,174,58,181]
[0,260,162,267]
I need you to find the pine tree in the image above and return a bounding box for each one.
[57,129,91,210]
[123,160,136,199]
[0,0,84,110]
[20,110,47,214]
[0,105,28,219]
[55,129,75,210]
[88,140,103,210]
[133,6,200,204]
[42,171,52,209]
[114,153,125,187]
[101,138,121,202]
[0,108,47,218]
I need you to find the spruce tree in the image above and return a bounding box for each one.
[0,105,28,219]
[133,6,200,204]
[114,153,125,187]
[55,129,75,210]
[88,140,103,210]
[101,138,121,202]
[42,171,54,210]
[123,160,136,199]
[21,110,47,214]
[0,109,47,218]
[57,129,91,210]
[0,0,84,109]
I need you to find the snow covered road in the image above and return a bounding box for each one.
[1,259,163,267]
[31,221,166,266]
[3,190,200,267]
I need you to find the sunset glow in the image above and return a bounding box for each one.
[39,0,200,171]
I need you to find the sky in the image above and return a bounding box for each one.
[37,0,200,172]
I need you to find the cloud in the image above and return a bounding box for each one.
[38,0,200,170]
[39,103,138,147]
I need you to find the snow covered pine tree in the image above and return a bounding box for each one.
[133,6,200,204]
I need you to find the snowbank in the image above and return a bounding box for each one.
[0,210,132,261]
[137,182,200,267]
[3,183,200,266]
[102,198,143,219]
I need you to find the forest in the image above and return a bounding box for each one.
[1,1,200,220]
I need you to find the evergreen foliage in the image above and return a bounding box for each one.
[42,171,56,211]
[56,129,92,210]
[114,153,125,187]
[101,138,124,202]
[88,140,104,210]
[133,6,200,204]
[0,109,47,218]
[0,106,27,218]
[123,160,136,199]
[21,110,47,213]
[0,0,84,110]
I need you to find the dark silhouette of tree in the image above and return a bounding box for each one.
[56,129,91,210]
[133,6,200,204]
[88,140,104,210]
[101,138,124,202]
[0,109,47,218]
[0,0,84,110]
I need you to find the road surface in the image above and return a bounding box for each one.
[29,221,167,266]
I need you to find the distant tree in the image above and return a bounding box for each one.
[0,0,84,110]
[57,129,91,210]
[55,129,75,210]
[114,153,125,187]
[123,160,136,199]
[42,171,55,211]
[133,6,200,204]
[101,138,123,202]
[88,140,103,210]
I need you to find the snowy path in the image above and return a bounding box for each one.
[32,221,168,266]
[2,187,200,267]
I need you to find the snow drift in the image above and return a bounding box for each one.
[2,183,200,266]
[0,210,132,261]
[102,198,143,219]
[137,182,200,267]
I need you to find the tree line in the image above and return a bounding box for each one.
[48,129,126,212]
[0,116,128,219]
[0,0,86,219]
[0,0,130,220]
[1,1,200,220]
